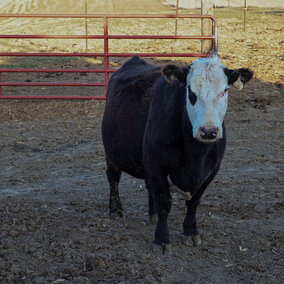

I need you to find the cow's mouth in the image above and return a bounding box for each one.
[195,136,219,143]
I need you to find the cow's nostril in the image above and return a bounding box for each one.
[200,131,207,138]
[199,127,219,140]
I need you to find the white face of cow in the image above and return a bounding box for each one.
[185,56,229,143]
[161,56,253,143]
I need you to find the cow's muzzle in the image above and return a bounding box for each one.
[198,126,219,141]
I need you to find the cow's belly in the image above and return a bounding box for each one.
[102,97,148,179]
[107,143,146,179]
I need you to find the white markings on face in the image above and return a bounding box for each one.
[186,56,229,142]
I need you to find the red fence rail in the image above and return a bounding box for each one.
[0,14,218,100]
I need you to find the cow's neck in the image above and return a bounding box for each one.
[169,109,222,193]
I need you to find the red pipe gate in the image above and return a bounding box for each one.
[0,14,217,100]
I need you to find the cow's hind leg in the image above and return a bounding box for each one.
[107,163,123,219]
[145,180,157,224]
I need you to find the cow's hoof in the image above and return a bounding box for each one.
[109,209,123,219]
[164,244,172,254]
[149,214,157,225]
[183,234,202,247]
[192,234,202,246]
[152,243,172,255]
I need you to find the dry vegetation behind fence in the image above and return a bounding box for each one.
[0,1,283,86]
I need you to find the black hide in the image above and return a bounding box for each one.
[102,56,227,248]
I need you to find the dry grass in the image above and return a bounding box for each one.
[0,1,283,85]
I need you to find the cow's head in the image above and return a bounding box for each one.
[162,56,253,143]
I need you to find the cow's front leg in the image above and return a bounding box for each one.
[183,197,202,246]
[152,196,172,254]
[151,179,172,254]
[183,170,219,246]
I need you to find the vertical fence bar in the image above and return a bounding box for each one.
[213,17,218,51]
[0,71,2,97]
[104,16,109,95]
[175,0,179,36]
[243,0,247,32]
[201,0,214,53]
[85,0,88,51]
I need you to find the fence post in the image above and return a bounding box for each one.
[175,0,179,36]
[85,0,88,51]
[243,0,247,32]
[104,17,109,95]
[0,71,2,97]
[201,0,214,53]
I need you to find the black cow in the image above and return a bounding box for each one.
[101,56,253,254]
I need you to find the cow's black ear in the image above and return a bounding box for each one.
[161,64,189,84]
[224,68,253,90]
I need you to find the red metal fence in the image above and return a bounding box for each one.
[0,14,217,100]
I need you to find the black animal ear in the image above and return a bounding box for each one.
[224,68,253,90]
[161,64,189,84]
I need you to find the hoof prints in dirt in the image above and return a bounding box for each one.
[0,79,283,283]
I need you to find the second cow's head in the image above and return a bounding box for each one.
[162,56,253,143]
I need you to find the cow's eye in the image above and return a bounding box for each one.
[188,89,197,106]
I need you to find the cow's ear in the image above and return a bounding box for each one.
[224,68,253,90]
[161,64,189,84]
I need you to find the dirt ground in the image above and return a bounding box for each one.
[0,1,284,283]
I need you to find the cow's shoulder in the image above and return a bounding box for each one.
[117,56,161,83]
[120,55,151,71]
[107,56,162,102]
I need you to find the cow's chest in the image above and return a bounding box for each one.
[169,147,219,193]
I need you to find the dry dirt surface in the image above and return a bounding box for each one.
[0,1,284,283]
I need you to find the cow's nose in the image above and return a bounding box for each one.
[199,126,219,140]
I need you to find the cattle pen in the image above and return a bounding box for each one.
[0,13,217,99]
[0,0,283,283]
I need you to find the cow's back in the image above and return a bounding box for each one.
[102,56,162,178]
